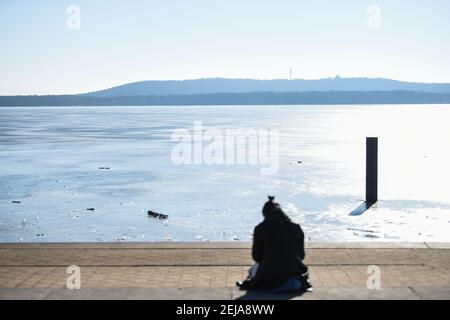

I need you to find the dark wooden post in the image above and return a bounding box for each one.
[365,137,378,203]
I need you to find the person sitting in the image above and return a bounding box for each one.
[237,196,312,293]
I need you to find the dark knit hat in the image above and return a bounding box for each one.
[262,196,291,223]
[262,195,280,217]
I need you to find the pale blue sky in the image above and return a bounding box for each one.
[1,0,450,95]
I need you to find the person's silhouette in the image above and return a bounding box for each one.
[237,196,312,293]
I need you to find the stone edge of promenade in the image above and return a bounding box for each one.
[1,242,450,249]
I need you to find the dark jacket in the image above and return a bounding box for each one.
[246,207,308,290]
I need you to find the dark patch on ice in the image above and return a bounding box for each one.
[148,210,168,219]
[364,234,379,239]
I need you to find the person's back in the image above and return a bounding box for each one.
[238,196,310,292]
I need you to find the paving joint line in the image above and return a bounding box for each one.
[0,263,427,268]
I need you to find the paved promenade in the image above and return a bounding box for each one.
[0,242,449,299]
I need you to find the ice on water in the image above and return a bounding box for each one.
[1,105,450,242]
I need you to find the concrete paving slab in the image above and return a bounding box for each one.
[3,286,448,300]
[409,286,450,300]
[425,242,450,249]
[0,242,449,300]
[234,287,422,300]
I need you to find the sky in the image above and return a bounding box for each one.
[1,0,450,95]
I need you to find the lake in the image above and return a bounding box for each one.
[1,105,450,242]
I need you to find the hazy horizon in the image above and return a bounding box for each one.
[4,76,450,97]
[79,76,450,96]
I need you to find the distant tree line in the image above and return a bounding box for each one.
[1,91,450,106]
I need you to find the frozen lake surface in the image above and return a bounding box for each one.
[1,105,450,242]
